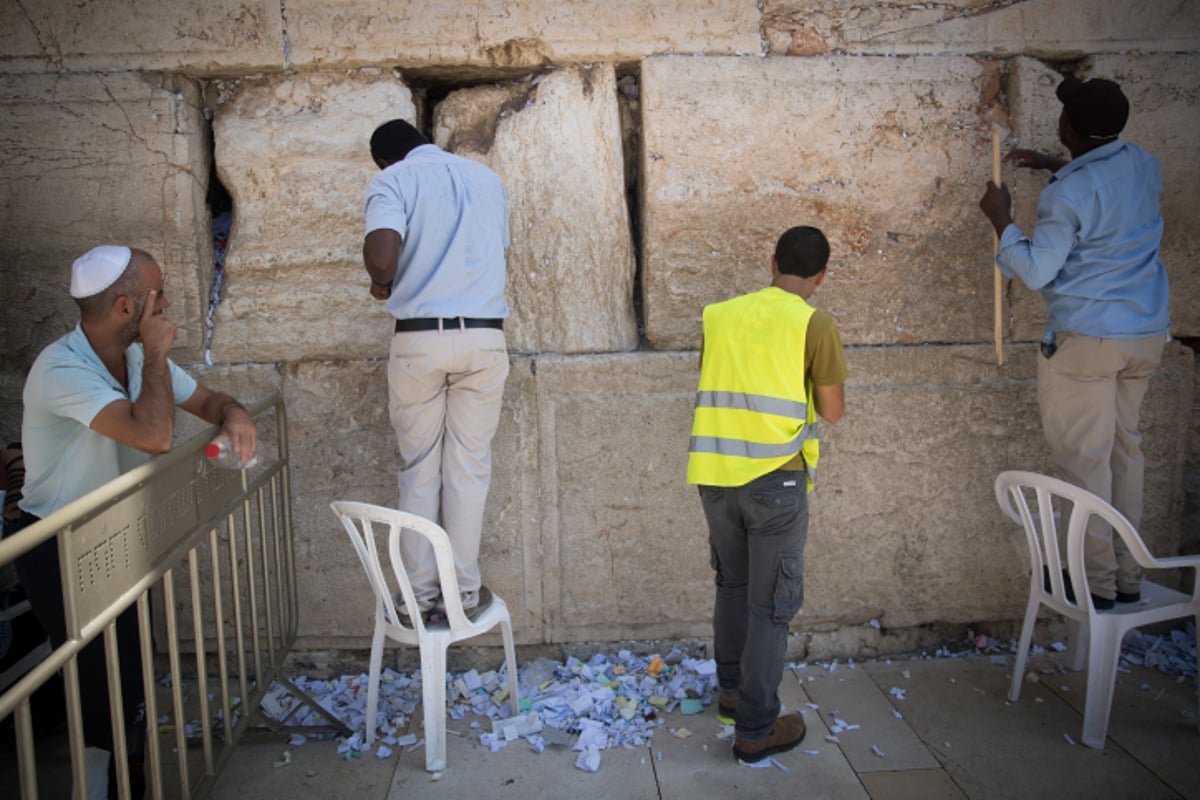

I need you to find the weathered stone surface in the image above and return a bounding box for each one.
[0,71,211,370]
[434,65,638,355]
[0,0,284,74]
[764,0,1200,58]
[0,372,22,444]
[285,0,763,72]
[534,351,707,642]
[1006,56,1200,342]
[209,70,415,363]
[535,343,1191,642]
[641,55,1001,350]
[276,357,542,646]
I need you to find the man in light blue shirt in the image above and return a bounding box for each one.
[362,119,510,625]
[7,245,257,794]
[980,77,1171,609]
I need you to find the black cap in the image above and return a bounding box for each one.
[1056,77,1129,141]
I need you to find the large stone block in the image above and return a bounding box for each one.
[763,0,1200,58]
[433,65,638,355]
[277,357,542,647]
[0,0,284,75]
[209,70,415,363]
[534,343,1190,642]
[1006,56,1200,342]
[0,71,211,370]
[284,0,762,72]
[534,352,707,643]
[640,55,1001,350]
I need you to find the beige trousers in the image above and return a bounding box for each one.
[1037,332,1165,599]
[388,327,509,608]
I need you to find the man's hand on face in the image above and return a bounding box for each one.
[139,289,177,360]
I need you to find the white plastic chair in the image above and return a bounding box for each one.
[330,501,520,771]
[995,470,1200,749]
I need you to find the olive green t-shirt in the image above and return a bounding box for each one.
[780,309,848,472]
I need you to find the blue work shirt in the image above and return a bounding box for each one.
[996,140,1170,339]
[20,325,198,518]
[364,144,510,320]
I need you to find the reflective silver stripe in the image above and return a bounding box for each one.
[695,390,807,420]
[689,425,815,459]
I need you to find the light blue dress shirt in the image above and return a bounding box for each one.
[20,325,198,518]
[996,140,1170,339]
[364,144,510,320]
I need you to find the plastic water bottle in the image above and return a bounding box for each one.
[205,435,258,470]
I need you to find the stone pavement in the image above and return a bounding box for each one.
[207,652,1198,800]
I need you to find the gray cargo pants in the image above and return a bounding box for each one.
[700,468,808,740]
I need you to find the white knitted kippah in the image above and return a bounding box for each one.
[70,245,132,299]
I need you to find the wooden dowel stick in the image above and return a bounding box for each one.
[992,125,1004,366]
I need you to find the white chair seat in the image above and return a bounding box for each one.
[331,501,520,771]
[995,470,1200,749]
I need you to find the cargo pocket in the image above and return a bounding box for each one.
[772,554,805,623]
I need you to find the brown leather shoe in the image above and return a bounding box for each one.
[732,712,806,763]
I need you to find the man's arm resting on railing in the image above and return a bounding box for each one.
[89,346,176,455]
[180,385,259,463]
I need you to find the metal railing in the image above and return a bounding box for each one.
[0,392,317,798]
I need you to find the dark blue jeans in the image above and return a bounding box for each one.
[700,469,808,739]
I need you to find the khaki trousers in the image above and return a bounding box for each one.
[1037,332,1165,599]
[388,327,509,608]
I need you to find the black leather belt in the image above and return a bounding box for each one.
[394,317,504,333]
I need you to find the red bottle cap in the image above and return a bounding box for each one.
[205,443,221,457]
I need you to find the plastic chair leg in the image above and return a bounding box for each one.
[1065,618,1089,673]
[1008,598,1040,702]
[365,620,386,746]
[1080,621,1122,749]
[501,617,520,716]
[420,639,449,772]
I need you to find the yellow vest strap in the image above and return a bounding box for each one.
[689,424,816,459]
[695,390,809,420]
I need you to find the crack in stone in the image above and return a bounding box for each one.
[279,0,292,70]
[13,0,61,69]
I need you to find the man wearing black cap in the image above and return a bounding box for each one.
[979,77,1171,609]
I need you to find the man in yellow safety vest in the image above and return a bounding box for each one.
[687,225,848,764]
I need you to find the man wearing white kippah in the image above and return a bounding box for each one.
[5,244,257,798]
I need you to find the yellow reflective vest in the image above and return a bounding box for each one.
[686,287,819,490]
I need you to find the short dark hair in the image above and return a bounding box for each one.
[1056,77,1128,141]
[74,259,141,322]
[370,119,429,165]
[774,226,830,278]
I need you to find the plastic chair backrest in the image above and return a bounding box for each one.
[331,501,480,634]
[994,470,1140,615]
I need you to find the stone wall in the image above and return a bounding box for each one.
[2,0,1198,657]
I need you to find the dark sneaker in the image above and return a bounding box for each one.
[1090,594,1115,610]
[391,593,431,627]
[1042,566,1076,602]
[1115,589,1141,604]
[733,712,806,764]
[716,690,738,725]
[463,586,493,623]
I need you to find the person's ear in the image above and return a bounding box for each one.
[113,294,134,319]
[814,268,828,286]
[770,255,779,277]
